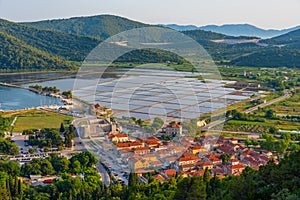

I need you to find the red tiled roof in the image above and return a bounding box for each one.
[190,145,205,150]
[134,147,150,152]
[167,123,181,128]
[178,157,199,162]
[147,136,160,141]
[153,174,165,181]
[182,152,198,158]
[180,163,196,169]
[229,164,245,170]
[186,170,205,177]
[116,142,142,148]
[202,162,213,167]
[163,169,177,178]
[114,134,128,138]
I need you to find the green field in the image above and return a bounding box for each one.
[12,110,73,132]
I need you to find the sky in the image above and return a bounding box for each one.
[0,0,299,29]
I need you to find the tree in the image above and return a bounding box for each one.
[62,90,72,99]
[40,159,55,176]
[128,172,139,188]
[0,138,19,155]
[136,119,143,126]
[265,109,276,119]
[203,167,210,183]
[29,148,34,154]
[269,126,279,134]
[48,154,70,173]
[21,159,42,177]
[174,177,206,200]
[70,160,81,174]
[221,154,232,164]
[60,123,65,133]
[245,139,252,147]
[151,117,164,132]
[70,151,97,169]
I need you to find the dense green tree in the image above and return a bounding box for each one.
[40,159,55,176]
[29,148,34,154]
[265,109,276,119]
[48,154,70,174]
[128,172,139,188]
[59,123,65,133]
[151,117,164,132]
[174,176,206,200]
[221,154,232,164]
[203,167,211,183]
[0,138,19,155]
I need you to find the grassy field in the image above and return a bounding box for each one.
[11,110,73,132]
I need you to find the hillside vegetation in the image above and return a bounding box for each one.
[0,32,73,71]
[23,14,151,39]
[0,19,100,62]
[0,15,300,71]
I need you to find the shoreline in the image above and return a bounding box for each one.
[0,82,72,112]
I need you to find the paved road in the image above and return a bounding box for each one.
[96,162,111,186]
[244,89,289,114]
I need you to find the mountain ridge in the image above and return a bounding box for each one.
[22,14,152,40]
[163,23,300,38]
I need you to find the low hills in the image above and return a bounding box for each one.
[163,23,300,39]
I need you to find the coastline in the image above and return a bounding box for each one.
[0,82,72,112]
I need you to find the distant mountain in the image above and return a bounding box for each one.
[23,15,151,39]
[163,23,300,39]
[160,24,198,31]
[199,24,300,39]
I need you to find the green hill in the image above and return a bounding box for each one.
[229,48,300,68]
[264,28,300,49]
[0,19,100,62]
[23,15,151,39]
[229,29,300,68]
[0,32,73,71]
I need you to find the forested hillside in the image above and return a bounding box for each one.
[23,15,151,39]
[0,19,100,62]
[264,28,300,49]
[0,32,73,71]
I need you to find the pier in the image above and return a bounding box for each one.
[0,82,41,94]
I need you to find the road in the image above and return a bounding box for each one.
[72,98,111,186]
[244,89,290,114]
[201,89,290,131]
[96,162,111,186]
